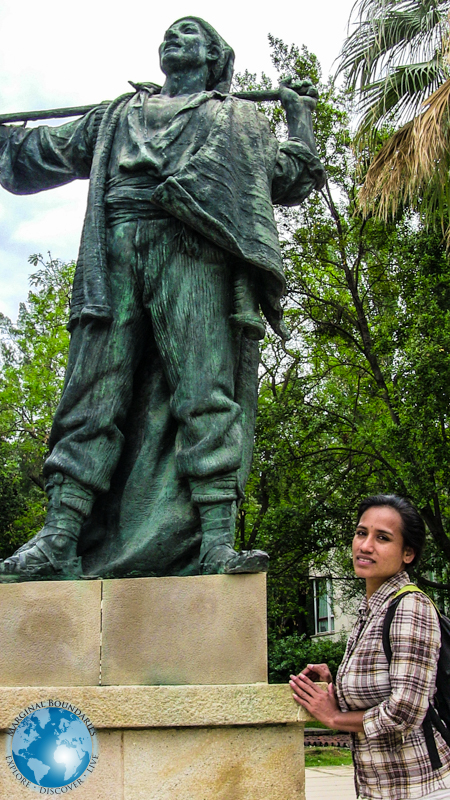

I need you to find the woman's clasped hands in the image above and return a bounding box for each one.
[289,662,340,728]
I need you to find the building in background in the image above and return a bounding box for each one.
[310,568,359,640]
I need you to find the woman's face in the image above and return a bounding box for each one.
[352,505,415,597]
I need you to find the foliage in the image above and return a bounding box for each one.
[268,631,348,684]
[235,37,450,638]
[338,0,450,139]
[337,0,450,237]
[0,255,74,551]
[0,443,30,559]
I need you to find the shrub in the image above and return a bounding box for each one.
[268,631,347,683]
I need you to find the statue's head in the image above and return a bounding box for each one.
[159,17,235,93]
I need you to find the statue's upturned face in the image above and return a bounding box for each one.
[159,19,210,75]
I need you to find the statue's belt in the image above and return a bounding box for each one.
[105,188,173,226]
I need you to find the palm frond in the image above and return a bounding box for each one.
[356,56,447,140]
[359,77,450,236]
[415,78,450,167]
[339,0,448,90]
[354,0,442,16]
[359,121,416,218]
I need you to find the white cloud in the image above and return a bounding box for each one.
[0,247,34,320]
[11,184,87,254]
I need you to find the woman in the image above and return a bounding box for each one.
[290,495,450,799]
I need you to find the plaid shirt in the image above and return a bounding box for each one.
[335,571,450,799]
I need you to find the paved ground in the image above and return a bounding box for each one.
[305,765,356,800]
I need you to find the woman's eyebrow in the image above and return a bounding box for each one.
[355,524,394,535]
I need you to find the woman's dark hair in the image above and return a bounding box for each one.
[356,494,426,570]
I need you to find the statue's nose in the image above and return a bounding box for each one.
[165,33,181,46]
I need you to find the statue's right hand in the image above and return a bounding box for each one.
[298,663,333,683]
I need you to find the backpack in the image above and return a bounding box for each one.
[382,584,450,770]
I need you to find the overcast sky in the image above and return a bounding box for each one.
[0,0,356,320]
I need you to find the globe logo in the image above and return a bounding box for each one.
[6,704,98,791]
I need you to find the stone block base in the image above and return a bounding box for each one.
[0,684,312,799]
[0,574,267,686]
[0,576,313,798]
[124,724,304,800]
[102,573,268,685]
[0,726,304,800]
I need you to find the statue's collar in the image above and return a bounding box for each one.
[128,81,228,102]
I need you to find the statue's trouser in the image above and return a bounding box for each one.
[45,218,245,516]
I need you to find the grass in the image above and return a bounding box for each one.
[305,747,353,768]
[305,720,329,729]
[305,722,342,734]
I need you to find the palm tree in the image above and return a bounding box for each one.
[338,0,450,231]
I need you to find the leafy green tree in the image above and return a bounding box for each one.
[0,255,74,551]
[235,38,450,646]
[0,442,29,559]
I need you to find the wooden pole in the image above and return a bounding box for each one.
[0,83,317,124]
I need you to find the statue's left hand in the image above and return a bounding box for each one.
[278,77,318,112]
[278,77,319,150]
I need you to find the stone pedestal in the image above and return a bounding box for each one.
[0,574,313,799]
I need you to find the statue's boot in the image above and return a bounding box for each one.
[199,502,269,575]
[0,473,95,581]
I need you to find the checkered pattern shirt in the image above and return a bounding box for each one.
[335,571,450,799]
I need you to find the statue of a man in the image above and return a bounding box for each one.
[0,18,325,580]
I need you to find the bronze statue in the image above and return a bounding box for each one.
[0,18,325,580]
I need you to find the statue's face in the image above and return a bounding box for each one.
[159,19,210,75]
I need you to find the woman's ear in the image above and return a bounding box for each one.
[403,546,415,564]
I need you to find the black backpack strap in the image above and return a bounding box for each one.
[382,595,403,664]
[382,590,446,771]
[427,704,450,749]
[423,710,443,769]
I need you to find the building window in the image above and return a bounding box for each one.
[313,578,335,634]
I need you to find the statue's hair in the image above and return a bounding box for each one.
[172,17,235,93]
